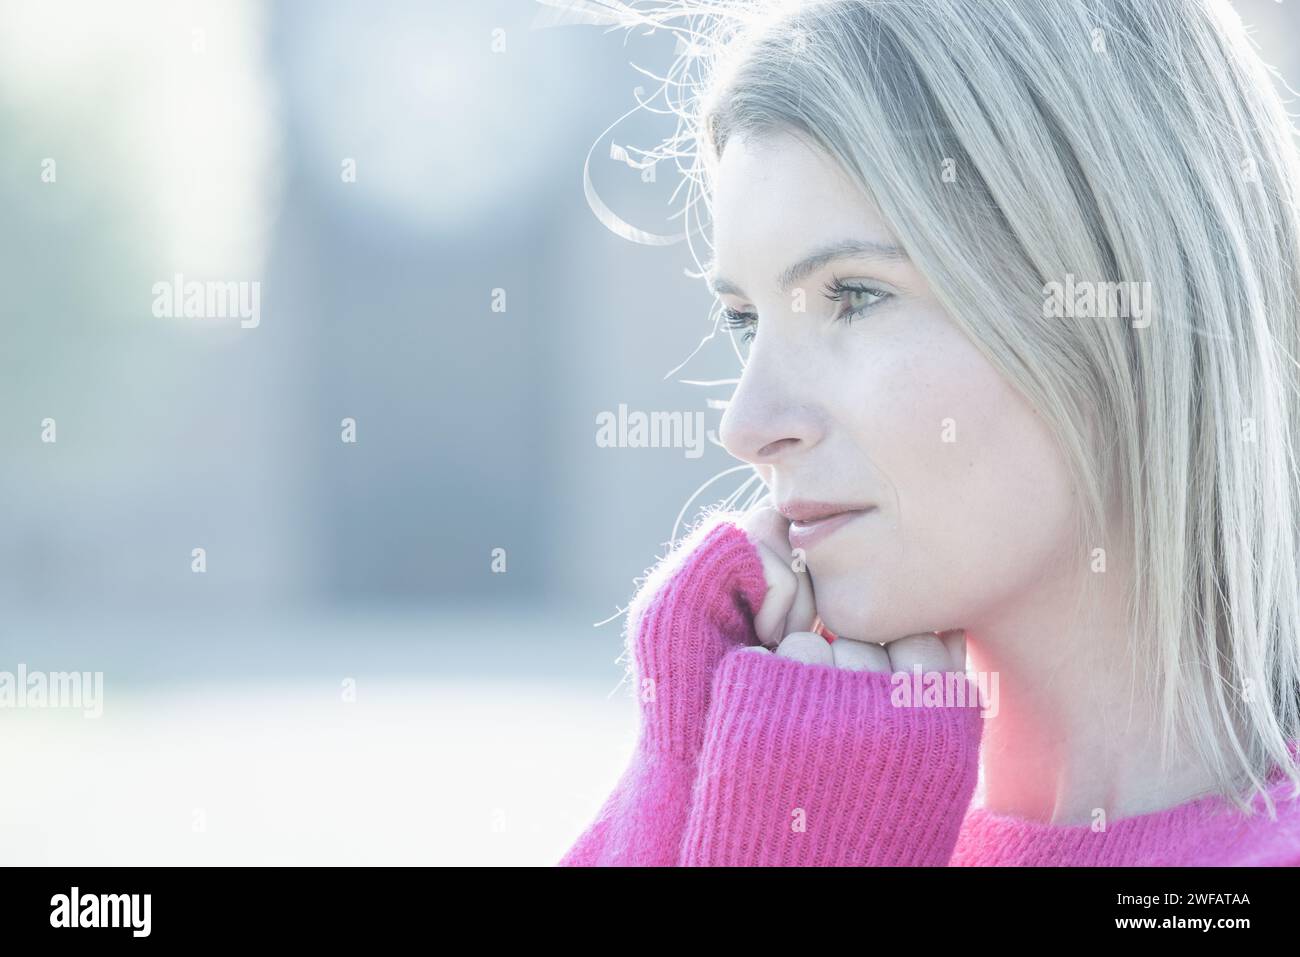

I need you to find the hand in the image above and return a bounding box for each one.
[734,496,818,647]
[755,628,968,675]
[734,497,967,674]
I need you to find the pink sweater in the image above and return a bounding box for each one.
[560,512,1300,866]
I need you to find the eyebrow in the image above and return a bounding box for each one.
[706,237,908,298]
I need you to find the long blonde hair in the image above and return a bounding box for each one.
[552,0,1300,816]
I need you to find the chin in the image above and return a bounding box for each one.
[813,570,956,644]
[812,575,879,643]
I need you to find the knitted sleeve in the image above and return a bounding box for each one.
[678,645,984,866]
[558,513,769,866]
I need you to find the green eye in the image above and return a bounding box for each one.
[823,277,891,322]
[719,279,889,345]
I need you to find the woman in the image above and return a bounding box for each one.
[557,0,1300,865]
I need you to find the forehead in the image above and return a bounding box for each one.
[711,131,890,267]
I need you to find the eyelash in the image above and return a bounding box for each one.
[720,277,891,343]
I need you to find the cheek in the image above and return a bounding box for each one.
[813,328,1079,641]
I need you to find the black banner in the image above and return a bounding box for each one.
[0,865,1289,943]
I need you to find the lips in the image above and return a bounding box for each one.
[779,500,876,552]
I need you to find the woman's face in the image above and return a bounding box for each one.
[712,130,1080,644]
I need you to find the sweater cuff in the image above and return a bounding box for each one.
[629,516,768,761]
[680,645,984,866]
[557,738,699,867]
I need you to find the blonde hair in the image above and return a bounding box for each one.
[556,0,1300,816]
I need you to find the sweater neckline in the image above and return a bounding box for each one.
[957,740,1300,865]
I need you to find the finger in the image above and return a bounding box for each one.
[775,631,834,666]
[830,636,892,672]
[937,628,967,672]
[785,557,817,635]
[738,503,817,640]
[750,540,798,647]
[737,645,772,655]
[884,633,953,675]
[738,502,791,555]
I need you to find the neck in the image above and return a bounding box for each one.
[966,540,1219,826]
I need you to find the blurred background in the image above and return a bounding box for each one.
[0,0,1296,865]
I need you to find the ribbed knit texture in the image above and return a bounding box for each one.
[680,649,983,865]
[627,515,769,761]
[559,512,767,866]
[560,513,1300,866]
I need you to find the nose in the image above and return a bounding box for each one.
[718,341,824,467]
